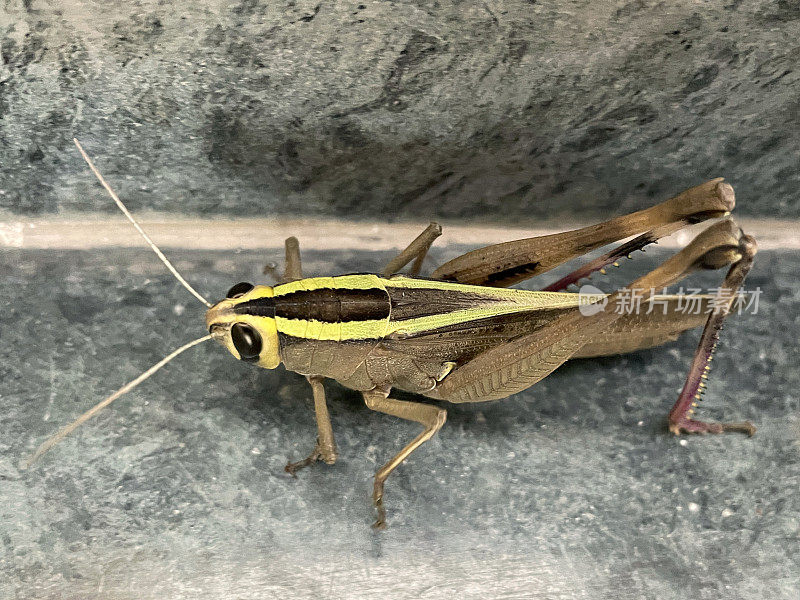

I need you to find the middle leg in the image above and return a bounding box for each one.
[362,388,447,529]
[382,222,442,276]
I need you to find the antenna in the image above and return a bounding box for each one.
[73,138,213,308]
[21,334,213,469]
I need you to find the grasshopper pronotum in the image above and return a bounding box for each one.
[24,139,757,529]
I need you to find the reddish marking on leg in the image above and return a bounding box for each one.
[543,225,681,292]
[668,234,757,436]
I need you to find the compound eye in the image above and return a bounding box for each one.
[226,282,254,299]
[231,323,262,361]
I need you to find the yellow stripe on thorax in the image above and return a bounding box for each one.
[275,317,389,341]
[271,274,608,342]
[274,274,386,296]
[274,274,390,341]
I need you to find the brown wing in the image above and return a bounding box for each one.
[380,308,570,365]
[571,296,712,358]
[382,296,714,365]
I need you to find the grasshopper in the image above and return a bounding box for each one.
[25,140,757,529]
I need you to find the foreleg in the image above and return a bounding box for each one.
[285,376,338,475]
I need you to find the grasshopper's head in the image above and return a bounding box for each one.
[205,282,281,369]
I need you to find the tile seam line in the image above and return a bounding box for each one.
[0,217,796,251]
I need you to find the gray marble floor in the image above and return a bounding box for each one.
[2,245,797,599]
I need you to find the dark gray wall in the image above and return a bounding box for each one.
[1,0,798,220]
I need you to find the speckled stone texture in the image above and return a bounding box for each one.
[1,1,799,219]
[1,244,797,599]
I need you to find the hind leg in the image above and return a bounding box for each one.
[668,234,757,435]
[433,219,757,435]
[432,179,735,287]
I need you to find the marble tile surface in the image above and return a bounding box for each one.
[2,244,796,599]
